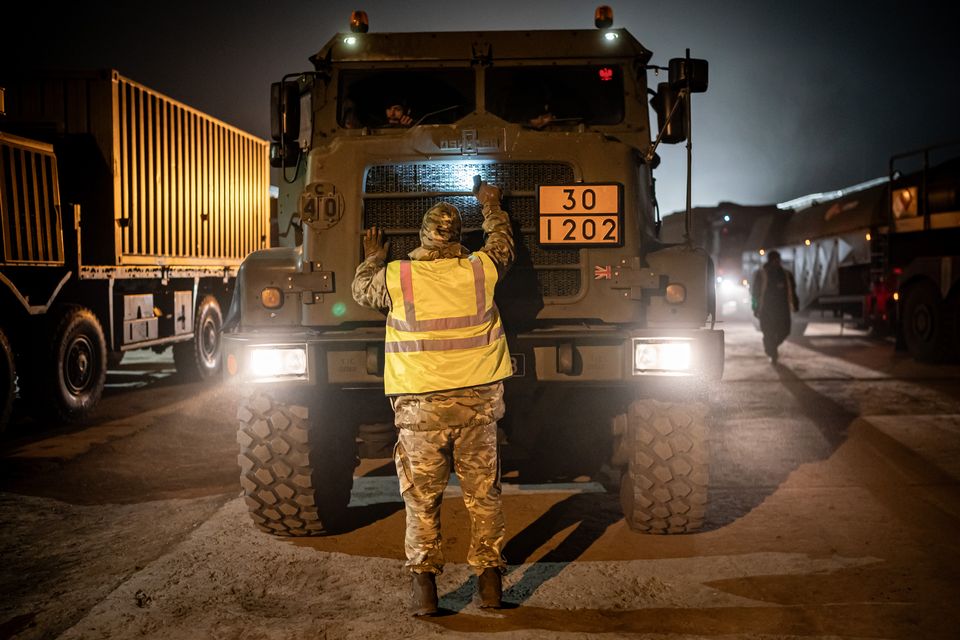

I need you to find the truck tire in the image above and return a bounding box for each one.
[237,389,354,536]
[902,280,950,362]
[174,295,222,380]
[614,399,709,534]
[0,327,15,432]
[43,306,108,422]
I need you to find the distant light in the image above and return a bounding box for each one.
[741,278,749,287]
[604,32,619,41]
[893,292,900,301]
[759,249,766,256]
[865,232,872,241]
[343,36,357,45]
[804,239,812,246]
[332,301,348,317]
[722,214,731,223]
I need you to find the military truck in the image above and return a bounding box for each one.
[223,7,724,536]
[741,142,960,360]
[0,71,270,431]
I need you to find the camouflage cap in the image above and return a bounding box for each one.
[419,202,462,248]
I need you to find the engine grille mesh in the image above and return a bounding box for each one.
[362,162,582,299]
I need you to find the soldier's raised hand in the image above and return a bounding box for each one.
[363,226,391,262]
[476,182,502,206]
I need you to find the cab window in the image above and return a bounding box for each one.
[338,68,475,129]
[485,65,625,127]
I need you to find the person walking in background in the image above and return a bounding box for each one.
[752,250,799,363]
[351,180,515,616]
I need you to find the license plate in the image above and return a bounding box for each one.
[538,184,622,246]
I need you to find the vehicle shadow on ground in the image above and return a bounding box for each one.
[702,362,857,531]
[330,461,405,533]
[440,492,623,611]
[3,355,195,450]
[789,333,960,396]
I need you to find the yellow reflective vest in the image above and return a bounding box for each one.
[384,251,512,395]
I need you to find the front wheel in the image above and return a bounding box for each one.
[613,399,709,534]
[174,295,223,380]
[237,389,356,536]
[38,306,108,422]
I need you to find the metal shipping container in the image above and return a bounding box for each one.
[1,70,269,266]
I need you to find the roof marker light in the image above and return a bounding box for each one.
[604,32,619,41]
[595,5,614,28]
[350,10,369,33]
[343,36,357,45]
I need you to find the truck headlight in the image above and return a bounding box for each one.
[632,338,692,374]
[248,346,307,380]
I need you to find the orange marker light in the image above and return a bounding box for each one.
[350,10,369,33]
[226,354,238,376]
[595,5,614,28]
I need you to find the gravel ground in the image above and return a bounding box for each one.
[53,497,878,640]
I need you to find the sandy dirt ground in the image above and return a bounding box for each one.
[2,323,959,638]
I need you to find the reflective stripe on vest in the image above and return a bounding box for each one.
[383,252,512,395]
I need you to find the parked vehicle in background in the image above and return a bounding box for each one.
[741,142,960,360]
[661,202,779,319]
[0,70,270,431]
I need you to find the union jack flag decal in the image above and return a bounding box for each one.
[594,265,612,280]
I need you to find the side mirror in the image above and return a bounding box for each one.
[270,81,300,143]
[651,82,687,144]
[668,57,709,93]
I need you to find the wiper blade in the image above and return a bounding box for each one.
[412,105,461,127]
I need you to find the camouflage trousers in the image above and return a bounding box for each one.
[394,421,506,575]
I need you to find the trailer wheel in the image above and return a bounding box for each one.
[0,327,15,432]
[902,280,951,362]
[614,399,709,534]
[174,295,222,380]
[237,389,355,536]
[41,306,108,422]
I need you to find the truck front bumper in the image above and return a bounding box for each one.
[223,326,724,388]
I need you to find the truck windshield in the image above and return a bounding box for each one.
[338,68,475,129]
[486,64,625,127]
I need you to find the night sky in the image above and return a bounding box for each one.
[4,0,959,215]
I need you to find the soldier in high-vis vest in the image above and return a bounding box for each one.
[351,181,515,616]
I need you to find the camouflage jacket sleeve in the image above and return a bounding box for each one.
[479,202,515,276]
[351,256,392,311]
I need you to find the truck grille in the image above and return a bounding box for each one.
[362,161,581,298]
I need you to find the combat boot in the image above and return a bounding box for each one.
[475,568,503,609]
[410,572,439,616]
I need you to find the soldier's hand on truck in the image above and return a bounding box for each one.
[473,176,502,206]
[363,226,391,262]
